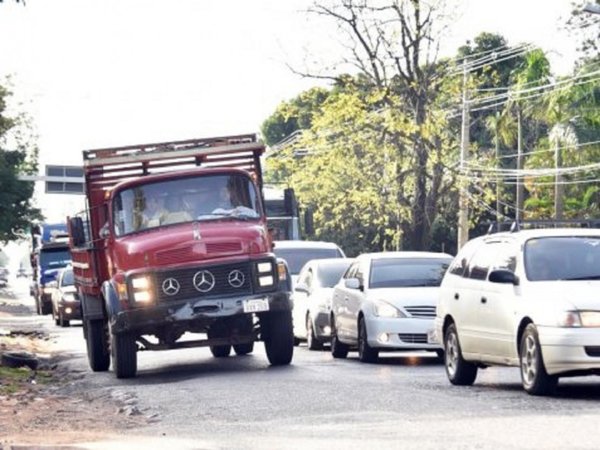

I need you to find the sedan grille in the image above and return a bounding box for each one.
[398,333,428,344]
[404,306,436,318]
[154,261,252,302]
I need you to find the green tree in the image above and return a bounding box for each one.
[0,83,41,242]
[261,87,330,146]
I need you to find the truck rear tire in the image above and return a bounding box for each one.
[233,342,254,355]
[262,311,294,366]
[111,331,137,379]
[85,319,110,372]
[210,345,232,358]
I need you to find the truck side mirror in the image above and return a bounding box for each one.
[68,217,86,247]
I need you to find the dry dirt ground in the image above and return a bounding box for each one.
[0,286,150,448]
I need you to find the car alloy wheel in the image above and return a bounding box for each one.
[519,324,558,396]
[521,334,537,387]
[445,329,459,378]
[443,323,477,386]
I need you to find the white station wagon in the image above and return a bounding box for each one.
[331,252,452,363]
[435,227,600,395]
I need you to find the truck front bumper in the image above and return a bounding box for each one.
[110,291,292,335]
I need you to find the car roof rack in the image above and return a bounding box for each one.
[485,219,600,234]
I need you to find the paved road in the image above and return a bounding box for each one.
[8,278,600,449]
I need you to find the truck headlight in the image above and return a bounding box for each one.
[257,262,273,274]
[373,300,405,318]
[131,275,153,303]
[259,276,274,287]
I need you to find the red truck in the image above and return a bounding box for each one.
[68,134,294,378]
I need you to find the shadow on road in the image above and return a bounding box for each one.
[120,353,299,386]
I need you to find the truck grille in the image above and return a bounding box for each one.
[154,261,253,302]
[398,333,428,344]
[404,306,436,318]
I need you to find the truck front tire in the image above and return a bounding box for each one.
[85,319,110,372]
[262,311,294,366]
[111,331,138,379]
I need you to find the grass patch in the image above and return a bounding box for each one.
[0,366,54,395]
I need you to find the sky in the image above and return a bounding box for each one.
[0,0,579,221]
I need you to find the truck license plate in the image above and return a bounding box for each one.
[243,298,270,313]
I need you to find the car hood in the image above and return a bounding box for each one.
[366,287,439,307]
[524,280,600,310]
[112,221,269,272]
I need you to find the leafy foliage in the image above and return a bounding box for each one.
[0,83,41,242]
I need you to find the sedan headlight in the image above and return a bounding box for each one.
[580,311,600,327]
[557,311,582,327]
[373,300,405,318]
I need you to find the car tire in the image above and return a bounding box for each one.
[520,323,558,396]
[53,305,60,326]
[306,314,324,351]
[1,351,39,370]
[233,342,254,355]
[111,329,138,379]
[262,311,294,366]
[330,316,349,359]
[59,313,70,328]
[358,317,379,363]
[444,323,477,386]
[86,319,110,372]
[210,345,232,358]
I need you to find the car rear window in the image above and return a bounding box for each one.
[524,236,600,281]
[369,258,452,288]
[274,248,343,274]
[317,261,352,287]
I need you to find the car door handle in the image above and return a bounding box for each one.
[481,297,487,304]
[454,293,459,300]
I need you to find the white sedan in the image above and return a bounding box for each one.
[331,252,453,363]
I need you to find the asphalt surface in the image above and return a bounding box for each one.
[6,278,600,449]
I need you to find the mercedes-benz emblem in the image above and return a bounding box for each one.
[228,270,245,288]
[162,278,180,296]
[193,270,216,293]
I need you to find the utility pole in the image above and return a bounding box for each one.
[515,107,524,222]
[495,112,502,223]
[555,140,564,219]
[458,62,470,249]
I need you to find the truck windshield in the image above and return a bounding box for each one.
[113,173,262,236]
[40,249,71,268]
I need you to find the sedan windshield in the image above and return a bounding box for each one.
[113,173,261,236]
[525,236,600,281]
[369,258,452,289]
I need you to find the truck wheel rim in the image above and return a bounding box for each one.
[521,334,537,386]
[446,331,458,376]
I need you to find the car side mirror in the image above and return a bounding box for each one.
[344,278,361,290]
[295,283,310,294]
[489,269,519,286]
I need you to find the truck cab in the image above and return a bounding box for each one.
[69,134,294,378]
